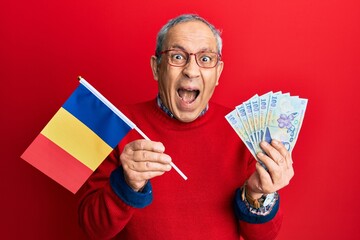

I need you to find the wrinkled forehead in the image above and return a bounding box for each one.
[164,21,218,52]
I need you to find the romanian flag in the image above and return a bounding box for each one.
[21,77,135,194]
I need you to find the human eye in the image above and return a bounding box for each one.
[198,52,216,64]
[200,55,211,62]
[170,51,186,62]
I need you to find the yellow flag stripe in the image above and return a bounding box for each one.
[41,107,112,171]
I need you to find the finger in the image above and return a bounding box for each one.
[121,141,171,174]
[260,141,285,165]
[128,159,172,172]
[126,169,169,182]
[256,152,279,171]
[271,140,293,167]
[255,162,274,193]
[132,150,172,164]
[128,139,166,153]
[256,152,283,183]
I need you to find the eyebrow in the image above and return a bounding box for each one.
[169,44,186,51]
[168,44,214,53]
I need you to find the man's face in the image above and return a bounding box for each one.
[151,21,224,123]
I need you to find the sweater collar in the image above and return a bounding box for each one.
[156,94,209,120]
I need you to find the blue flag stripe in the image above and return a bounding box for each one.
[62,84,132,148]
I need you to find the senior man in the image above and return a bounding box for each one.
[78,14,293,240]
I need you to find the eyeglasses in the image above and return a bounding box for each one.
[160,49,221,68]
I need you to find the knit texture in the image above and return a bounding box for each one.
[77,99,283,240]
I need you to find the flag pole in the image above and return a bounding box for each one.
[78,76,187,181]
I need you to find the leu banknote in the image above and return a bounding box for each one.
[225,91,308,163]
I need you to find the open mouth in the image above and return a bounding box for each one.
[177,88,200,104]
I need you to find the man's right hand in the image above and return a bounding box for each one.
[120,139,172,192]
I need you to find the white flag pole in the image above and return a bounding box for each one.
[78,76,187,181]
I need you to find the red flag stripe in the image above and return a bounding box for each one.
[21,134,93,193]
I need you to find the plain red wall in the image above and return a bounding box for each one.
[1,1,359,239]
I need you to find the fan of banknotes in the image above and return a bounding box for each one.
[225,91,308,160]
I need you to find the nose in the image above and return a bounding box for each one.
[182,54,200,79]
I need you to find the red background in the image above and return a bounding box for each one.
[1,0,359,239]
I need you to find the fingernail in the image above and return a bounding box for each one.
[272,140,279,145]
[260,141,268,147]
[164,155,172,163]
[257,152,264,157]
[155,143,165,152]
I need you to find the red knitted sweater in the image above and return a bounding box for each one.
[77,99,282,240]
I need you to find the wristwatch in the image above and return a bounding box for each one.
[242,186,276,209]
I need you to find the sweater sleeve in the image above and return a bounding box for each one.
[237,211,283,240]
[234,189,283,240]
[235,154,283,240]
[77,132,153,239]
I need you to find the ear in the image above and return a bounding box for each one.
[150,55,159,81]
[215,60,224,86]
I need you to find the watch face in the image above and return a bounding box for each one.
[263,193,275,206]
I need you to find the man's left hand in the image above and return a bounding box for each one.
[246,140,294,199]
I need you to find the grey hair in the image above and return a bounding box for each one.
[155,14,223,64]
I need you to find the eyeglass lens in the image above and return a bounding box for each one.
[166,50,219,68]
